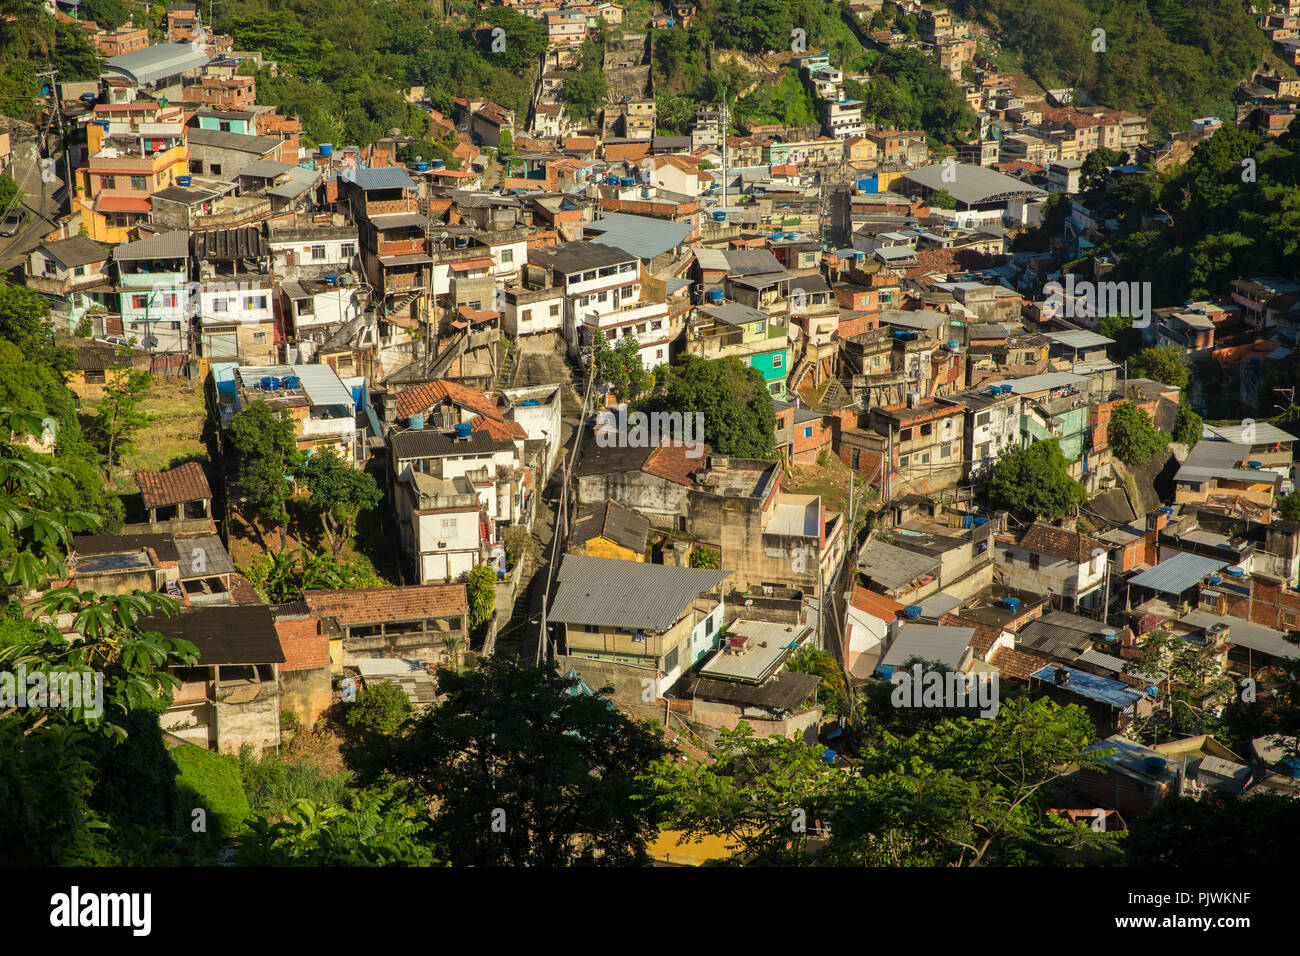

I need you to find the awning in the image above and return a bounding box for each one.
[448,257,493,271]
[96,194,151,213]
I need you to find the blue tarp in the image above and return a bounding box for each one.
[1032,665,1146,709]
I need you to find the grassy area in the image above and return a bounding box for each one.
[81,376,210,495]
[171,743,251,841]
[785,455,878,522]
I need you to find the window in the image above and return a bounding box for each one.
[501,249,514,264]
[440,518,459,535]
[213,298,228,312]
[102,175,116,189]
[663,646,679,673]
[131,294,147,309]
[920,452,930,464]
[851,449,860,469]
[1029,554,1040,570]
[773,353,783,368]
[941,445,951,459]
[311,245,327,261]
[252,331,267,343]
[298,299,314,316]
[803,425,813,439]
[584,624,599,634]
[130,175,147,190]
[209,163,221,176]
[84,370,106,384]
[899,428,913,442]
[72,266,85,277]
[549,303,560,317]
[341,243,355,259]
[189,161,202,174]
[755,321,766,334]
[920,423,933,437]
[975,411,991,427]
[246,295,267,311]
[521,309,532,322]
[899,455,910,468]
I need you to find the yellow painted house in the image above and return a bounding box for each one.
[74,105,189,243]
[566,500,649,562]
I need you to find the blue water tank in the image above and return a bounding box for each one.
[874,664,896,680]
[319,143,334,156]
[1206,575,1222,586]
[408,413,425,430]
[1000,597,1022,614]
[619,176,635,187]
[1101,629,1118,642]
[324,273,338,284]
[1247,460,1263,469]
[1227,567,1245,578]
[1143,756,1167,772]
[1146,684,1160,696]
[822,749,836,765]
[269,377,283,391]
[431,159,444,170]
[283,376,301,390]
[520,399,540,406]
[414,161,430,172]
[708,288,723,302]
[712,210,727,221]
[453,422,473,438]
[904,605,923,621]
[260,376,273,390]
[176,175,192,187]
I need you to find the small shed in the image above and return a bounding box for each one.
[135,461,213,524]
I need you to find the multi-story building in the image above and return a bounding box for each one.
[527,241,671,370]
[192,226,275,364]
[113,230,191,352]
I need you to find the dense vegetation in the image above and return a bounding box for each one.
[951,0,1274,135]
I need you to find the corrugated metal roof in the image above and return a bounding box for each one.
[103,43,209,85]
[350,167,415,191]
[175,533,235,578]
[1043,329,1114,349]
[112,229,188,261]
[880,623,975,671]
[1128,552,1227,595]
[1204,422,1297,445]
[586,212,693,261]
[1033,665,1145,708]
[983,371,1088,395]
[547,555,731,632]
[858,538,940,591]
[1178,610,1299,660]
[903,162,1046,205]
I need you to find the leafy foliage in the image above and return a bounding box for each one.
[986,439,1086,522]
[92,369,152,470]
[1108,401,1169,465]
[1128,344,1190,388]
[591,330,649,401]
[1171,399,1203,447]
[346,681,413,735]
[171,744,252,842]
[689,546,720,569]
[229,400,302,551]
[297,449,381,558]
[347,658,671,866]
[466,563,497,633]
[658,354,775,458]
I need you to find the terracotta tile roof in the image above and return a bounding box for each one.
[394,379,527,440]
[1019,523,1102,564]
[989,644,1052,680]
[850,583,904,620]
[304,584,467,625]
[135,461,211,510]
[641,442,698,486]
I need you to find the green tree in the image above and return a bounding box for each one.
[0,173,19,212]
[928,188,958,209]
[1278,490,1300,523]
[1171,399,1203,446]
[689,546,720,569]
[827,698,1120,866]
[1128,344,1190,388]
[229,400,302,552]
[92,369,151,471]
[652,723,846,865]
[298,450,381,558]
[1080,145,1125,193]
[986,439,1085,522]
[591,330,648,400]
[0,279,71,370]
[1107,401,1169,465]
[785,643,847,716]
[347,681,413,735]
[561,67,608,122]
[347,658,672,866]
[466,563,497,634]
[660,354,775,458]
[234,790,435,866]
[1128,791,1300,866]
